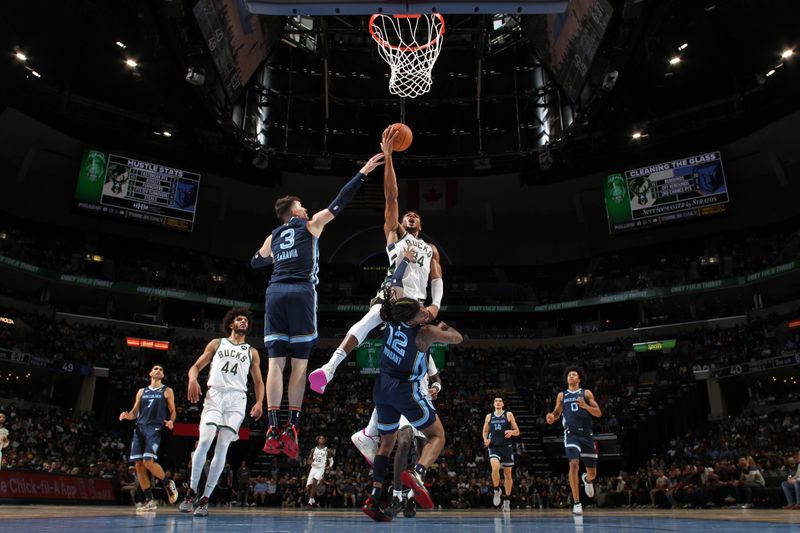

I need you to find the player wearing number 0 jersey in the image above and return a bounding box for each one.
[546,366,602,516]
[181,308,265,517]
[251,154,385,459]
[482,397,520,511]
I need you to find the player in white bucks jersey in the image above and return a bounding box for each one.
[181,308,265,517]
[305,435,334,509]
[309,128,445,462]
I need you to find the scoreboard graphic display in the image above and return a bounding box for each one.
[604,151,729,234]
[75,150,201,232]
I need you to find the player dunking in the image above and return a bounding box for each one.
[119,364,178,511]
[362,252,462,522]
[482,397,521,511]
[546,366,602,515]
[305,435,334,509]
[309,126,444,461]
[252,154,385,458]
[180,308,265,517]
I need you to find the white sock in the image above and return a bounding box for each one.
[328,348,347,372]
[364,409,380,438]
[393,489,403,499]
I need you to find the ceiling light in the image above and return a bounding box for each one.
[782,49,794,59]
[162,130,172,137]
[31,70,41,78]
[153,131,162,136]
[678,43,688,51]
[15,51,27,61]
[669,56,681,65]
[631,132,646,139]
[116,41,127,49]
[125,58,138,68]
[766,69,776,77]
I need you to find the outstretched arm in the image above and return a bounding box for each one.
[577,390,603,418]
[307,154,385,237]
[188,339,221,403]
[546,392,564,424]
[381,127,402,243]
[251,235,274,269]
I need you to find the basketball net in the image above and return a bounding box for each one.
[369,14,445,98]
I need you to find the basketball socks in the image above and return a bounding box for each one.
[393,489,403,500]
[371,454,389,501]
[330,347,347,372]
[144,488,153,501]
[289,407,301,427]
[268,408,280,429]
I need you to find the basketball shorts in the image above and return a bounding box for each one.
[306,466,325,485]
[201,388,247,440]
[374,376,437,436]
[488,444,515,467]
[264,282,317,358]
[130,424,162,461]
[564,427,597,467]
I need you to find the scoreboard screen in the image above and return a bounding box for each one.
[633,339,677,352]
[75,150,201,232]
[604,151,729,234]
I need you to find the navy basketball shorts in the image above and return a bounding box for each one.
[264,282,317,358]
[130,424,162,461]
[488,445,515,467]
[373,376,437,436]
[563,427,597,467]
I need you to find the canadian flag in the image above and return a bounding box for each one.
[407,180,458,211]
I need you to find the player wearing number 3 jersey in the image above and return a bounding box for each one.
[250,153,385,459]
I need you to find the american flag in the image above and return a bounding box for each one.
[348,181,384,211]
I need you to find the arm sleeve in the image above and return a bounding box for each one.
[250,251,274,270]
[327,172,367,216]
[430,277,443,307]
[390,257,412,288]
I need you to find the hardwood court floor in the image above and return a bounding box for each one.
[0,506,799,531]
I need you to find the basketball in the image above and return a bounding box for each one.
[390,123,413,152]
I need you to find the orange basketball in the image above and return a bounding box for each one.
[390,123,413,152]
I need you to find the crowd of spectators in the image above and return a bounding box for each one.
[2,217,798,309]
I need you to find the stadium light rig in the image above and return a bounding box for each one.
[125,58,138,68]
[669,56,681,65]
[14,51,27,61]
[781,49,794,59]
[678,43,688,51]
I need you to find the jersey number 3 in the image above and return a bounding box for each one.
[279,228,295,250]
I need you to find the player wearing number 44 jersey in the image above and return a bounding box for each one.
[180,308,265,517]
[546,366,602,516]
[251,153,385,459]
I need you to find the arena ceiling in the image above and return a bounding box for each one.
[0,0,797,184]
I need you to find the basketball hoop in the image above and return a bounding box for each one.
[369,13,445,98]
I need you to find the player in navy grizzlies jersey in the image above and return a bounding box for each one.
[546,366,602,516]
[251,153,385,458]
[482,397,521,511]
[362,252,463,522]
[182,308,264,517]
[119,364,178,511]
